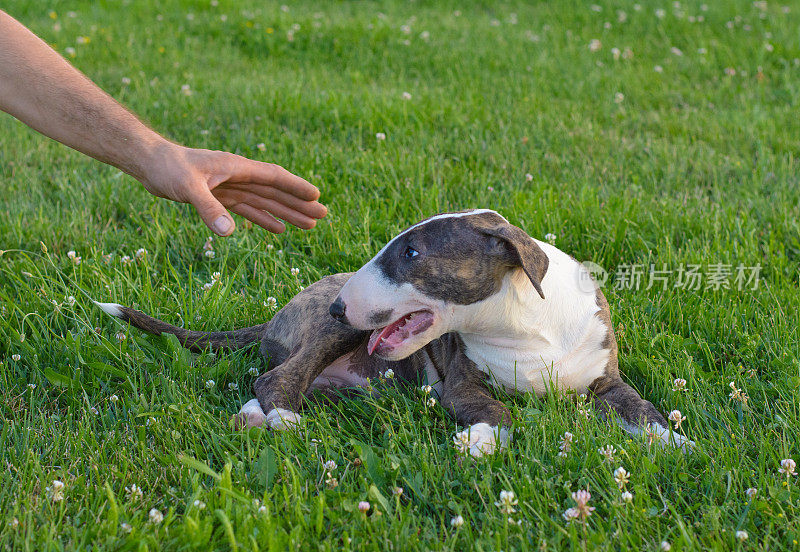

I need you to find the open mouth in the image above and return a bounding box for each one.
[367,310,435,356]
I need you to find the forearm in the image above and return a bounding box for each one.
[0,10,167,181]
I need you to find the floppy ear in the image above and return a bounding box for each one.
[483,223,549,299]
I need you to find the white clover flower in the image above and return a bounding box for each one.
[668,410,686,430]
[110,394,119,402]
[614,92,625,104]
[89,407,99,416]
[670,46,683,56]
[290,267,300,276]
[46,479,65,502]
[566,490,595,522]
[562,507,579,522]
[654,65,664,73]
[779,458,797,477]
[402,92,412,100]
[12,354,21,362]
[181,84,192,96]
[148,508,163,524]
[203,237,214,251]
[248,366,260,377]
[745,487,757,499]
[120,522,132,533]
[264,297,278,309]
[724,67,736,76]
[27,383,36,390]
[228,382,239,391]
[614,466,630,489]
[376,132,386,140]
[392,486,403,496]
[358,501,370,513]
[135,248,147,259]
[204,250,216,259]
[660,541,671,551]
[205,380,215,389]
[736,530,748,541]
[495,490,518,515]
[427,397,437,407]
[67,250,82,264]
[64,46,77,57]
[125,484,143,501]
[383,369,395,379]
[450,515,464,528]
[121,255,133,265]
[558,431,573,457]
[655,8,666,18]
[10,517,19,529]
[525,173,533,182]
[453,430,471,454]
[323,460,337,472]
[202,282,214,291]
[672,378,687,391]
[194,499,206,509]
[421,385,432,394]
[257,505,267,513]
[65,296,76,307]
[621,491,633,503]
[611,47,621,60]
[729,381,748,404]
[115,331,126,342]
[598,444,616,462]
[122,77,131,85]
[544,233,557,245]
[588,39,602,52]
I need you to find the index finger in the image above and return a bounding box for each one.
[227,156,321,202]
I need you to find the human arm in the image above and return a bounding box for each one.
[0,10,326,235]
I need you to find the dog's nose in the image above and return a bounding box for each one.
[329,297,347,322]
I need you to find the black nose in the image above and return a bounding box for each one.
[329,297,347,322]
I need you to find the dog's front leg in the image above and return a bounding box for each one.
[436,338,513,457]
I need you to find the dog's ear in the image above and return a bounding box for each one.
[483,223,549,299]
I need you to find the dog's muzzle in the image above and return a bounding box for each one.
[329,297,348,324]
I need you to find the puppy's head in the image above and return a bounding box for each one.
[331,209,548,360]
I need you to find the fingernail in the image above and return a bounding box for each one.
[213,216,233,235]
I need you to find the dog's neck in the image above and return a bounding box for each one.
[449,269,552,348]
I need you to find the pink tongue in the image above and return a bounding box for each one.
[367,311,434,355]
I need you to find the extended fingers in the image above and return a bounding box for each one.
[229,203,286,234]
[226,155,321,202]
[226,183,326,220]
[217,188,318,230]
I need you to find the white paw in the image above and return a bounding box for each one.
[453,423,510,458]
[236,398,267,429]
[265,407,303,431]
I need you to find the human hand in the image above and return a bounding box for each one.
[139,142,327,236]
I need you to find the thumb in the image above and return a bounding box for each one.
[191,187,235,236]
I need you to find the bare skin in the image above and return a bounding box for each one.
[0,10,327,236]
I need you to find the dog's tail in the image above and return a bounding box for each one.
[93,301,266,352]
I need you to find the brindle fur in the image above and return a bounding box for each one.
[111,212,668,436]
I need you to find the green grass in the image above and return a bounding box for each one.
[1,0,800,549]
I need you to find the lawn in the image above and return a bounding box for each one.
[1,0,799,549]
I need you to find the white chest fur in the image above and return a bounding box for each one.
[451,241,611,395]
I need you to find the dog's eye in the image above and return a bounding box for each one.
[403,246,419,259]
